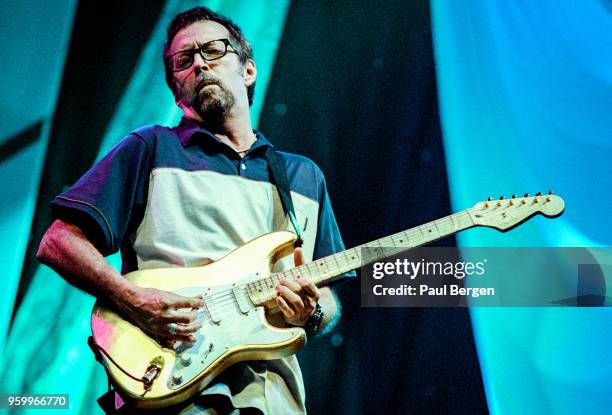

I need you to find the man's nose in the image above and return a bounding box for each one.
[193,51,211,71]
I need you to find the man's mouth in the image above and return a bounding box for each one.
[197,79,219,91]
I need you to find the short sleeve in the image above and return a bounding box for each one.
[51,133,151,256]
[313,169,357,285]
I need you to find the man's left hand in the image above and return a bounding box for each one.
[275,247,321,327]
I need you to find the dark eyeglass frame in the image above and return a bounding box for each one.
[166,38,238,72]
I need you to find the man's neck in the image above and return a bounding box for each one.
[186,108,256,151]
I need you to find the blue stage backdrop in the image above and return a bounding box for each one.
[432,0,612,413]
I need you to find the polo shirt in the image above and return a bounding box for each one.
[51,117,355,414]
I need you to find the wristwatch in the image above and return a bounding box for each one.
[304,303,324,337]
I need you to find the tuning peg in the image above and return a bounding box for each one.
[524,193,529,197]
[499,196,505,200]
[536,192,542,196]
[487,197,493,201]
[511,194,517,198]
[548,190,553,195]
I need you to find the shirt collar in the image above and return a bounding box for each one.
[176,117,273,153]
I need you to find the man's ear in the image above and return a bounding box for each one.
[171,81,186,109]
[174,94,187,113]
[244,58,257,87]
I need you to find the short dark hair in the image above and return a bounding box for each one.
[163,6,255,105]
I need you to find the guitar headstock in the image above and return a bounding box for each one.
[469,191,565,231]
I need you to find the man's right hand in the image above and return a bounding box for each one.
[37,220,205,345]
[117,286,205,345]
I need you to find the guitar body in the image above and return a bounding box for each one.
[91,231,305,409]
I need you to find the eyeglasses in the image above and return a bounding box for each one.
[166,39,237,72]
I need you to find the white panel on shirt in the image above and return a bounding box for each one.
[134,168,319,272]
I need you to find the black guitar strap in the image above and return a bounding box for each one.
[265,147,304,247]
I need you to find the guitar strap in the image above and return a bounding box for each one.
[265,147,304,247]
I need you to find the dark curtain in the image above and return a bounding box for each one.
[259,1,488,413]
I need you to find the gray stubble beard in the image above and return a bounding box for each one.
[193,82,236,124]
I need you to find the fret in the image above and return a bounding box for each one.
[342,249,359,275]
[331,253,341,274]
[432,219,442,236]
[294,265,303,278]
[394,231,409,248]
[257,279,267,304]
[304,262,314,280]
[342,251,355,271]
[423,223,435,242]
[251,282,261,305]
[417,225,426,243]
[448,214,456,232]
[438,218,454,237]
[348,248,360,264]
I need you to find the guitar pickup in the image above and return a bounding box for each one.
[204,296,221,324]
[232,287,251,314]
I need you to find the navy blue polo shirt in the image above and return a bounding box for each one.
[51,117,355,282]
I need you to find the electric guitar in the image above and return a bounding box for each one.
[90,192,565,408]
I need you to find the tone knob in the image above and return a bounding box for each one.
[180,354,192,366]
[172,373,183,384]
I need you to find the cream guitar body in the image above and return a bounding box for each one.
[91,231,304,409]
[90,193,565,409]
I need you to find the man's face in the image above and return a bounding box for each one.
[169,20,255,122]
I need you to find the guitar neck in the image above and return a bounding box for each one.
[247,210,475,305]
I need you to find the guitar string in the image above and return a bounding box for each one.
[179,211,474,323]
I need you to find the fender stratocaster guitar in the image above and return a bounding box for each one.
[91,192,564,408]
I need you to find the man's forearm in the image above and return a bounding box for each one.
[36,219,136,308]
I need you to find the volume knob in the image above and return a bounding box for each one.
[172,373,183,384]
[180,354,192,366]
